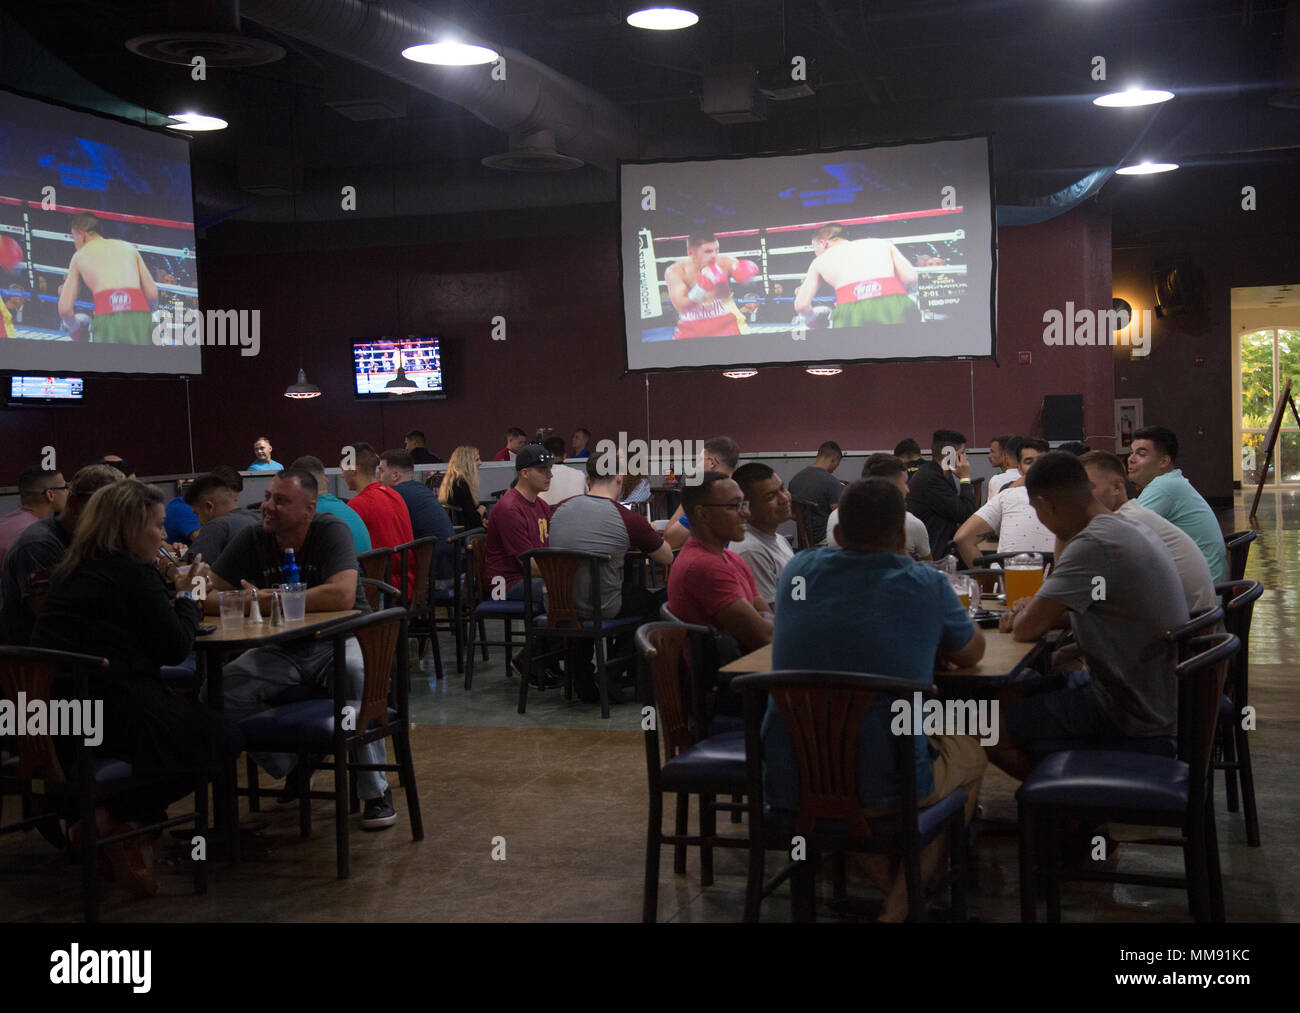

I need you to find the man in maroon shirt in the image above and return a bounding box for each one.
[485,443,555,679]
[341,442,414,597]
[667,471,773,654]
[491,427,529,463]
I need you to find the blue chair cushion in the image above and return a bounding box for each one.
[1031,735,1176,758]
[1219,693,1234,720]
[241,700,399,751]
[707,714,745,736]
[160,653,199,688]
[531,614,643,633]
[1,754,132,782]
[661,730,746,788]
[475,601,526,617]
[1017,749,1189,812]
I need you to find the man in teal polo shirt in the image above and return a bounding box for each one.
[1127,426,1227,583]
[290,455,372,554]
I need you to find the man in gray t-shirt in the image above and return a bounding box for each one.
[788,441,844,545]
[988,452,1188,781]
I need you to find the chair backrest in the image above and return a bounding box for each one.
[1224,530,1257,582]
[466,534,488,602]
[357,549,392,611]
[360,576,399,611]
[1216,580,1262,702]
[0,646,109,783]
[635,624,696,770]
[1164,605,1224,660]
[424,472,445,493]
[1176,633,1240,807]
[732,671,935,843]
[446,527,485,601]
[445,503,465,527]
[517,548,610,627]
[395,536,439,614]
[318,607,409,734]
[790,499,814,550]
[659,602,682,624]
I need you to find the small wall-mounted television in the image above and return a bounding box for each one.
[352,336,444,401]
[8,375,83,405]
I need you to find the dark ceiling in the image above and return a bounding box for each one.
[6,0,1300,231]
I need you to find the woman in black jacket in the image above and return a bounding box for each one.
[32,479,242,896]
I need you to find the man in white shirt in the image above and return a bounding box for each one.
[953,482,1055,568]
[827,454,931,561]
[987,436,1031,499]
[731,462,794,609]
[1082,450,1217,614]
[539,436,588,506]
[985,435,1014,503]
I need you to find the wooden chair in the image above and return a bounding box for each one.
[790,498,815,550]
[394,536,442,678]
[1214,580,1264,846]
[462,534,524,691]
[356,548,393,612]
[1223,530,1257,582]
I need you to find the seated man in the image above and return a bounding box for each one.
[666,471,772,655]
[549,456,674,701]
[0,466,68,570]
[663,435,740,550]
[290,455,371,555]
[404,429,441,465]
[986,436,1023,499]
[248,436,283,472]
[731,462,794,608]
[538,436,587,506]
[0,464,122,646]
[989,452,1189,780]
[164,486,201,546]
[1128,425,1228,583]
[186,472,262,562]
[952,438,1053,567]
[483,444,554,678]
[894,438,923,481]
[787,441,844,546]
[764,478,986,922]
[1082,450,1217,615]
[378,447,455,587]
[906,429,977,559]
[492,427,529,463]
[985,434,1014,503]
[204,469,398,830]
[827,454,931,561]
[342,442,414,598]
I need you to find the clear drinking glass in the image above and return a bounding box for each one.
[218,589,247,630]
[1005,552,1045,608]
[279,582,307,622]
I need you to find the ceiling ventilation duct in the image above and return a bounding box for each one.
[482,131,584,172]
[126,0,285,68]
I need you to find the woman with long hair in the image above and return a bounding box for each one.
[438,445,486,524]
[32,480,242,897]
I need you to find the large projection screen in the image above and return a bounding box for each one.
[0,88,201,375]
[620,136,996,372]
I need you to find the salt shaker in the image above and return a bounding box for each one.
[270,590,284,627]
[248,587,264,623]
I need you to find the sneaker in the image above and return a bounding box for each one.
[276,763,317,809]
[361,788,398,830]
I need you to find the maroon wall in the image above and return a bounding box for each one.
[1,200,1113,479]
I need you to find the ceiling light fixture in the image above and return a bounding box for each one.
[401,40,499,65]
[626,6,700,31]
[1116,161,1179,175]
[1092,87,1175,108]
[805,366,843,376]
[284,367,321,400]
[166,111,228,131]
[722,368,758,379]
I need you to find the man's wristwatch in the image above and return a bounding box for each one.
[177,590,198,601]
[959,477,972,484]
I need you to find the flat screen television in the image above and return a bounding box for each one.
[7,374,83,405]
[352,336,444,401]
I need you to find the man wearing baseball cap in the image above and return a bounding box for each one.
[484,444,555,679]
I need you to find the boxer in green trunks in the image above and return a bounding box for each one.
[59,211,159,345]
[793,223,921,328]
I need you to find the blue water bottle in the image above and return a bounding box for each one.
[282,548,300,584]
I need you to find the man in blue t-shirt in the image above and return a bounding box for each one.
[379,448,455,583]
[248,436,283,472]
[765,477,986,921]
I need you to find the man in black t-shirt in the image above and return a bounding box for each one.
[205,469,397,829]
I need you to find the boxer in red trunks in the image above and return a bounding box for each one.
[664,232,761,340]
[58,212,159,345]
[794,223,921,328]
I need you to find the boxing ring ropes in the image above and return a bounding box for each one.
[639,204,968,334]
[0,196,196,341]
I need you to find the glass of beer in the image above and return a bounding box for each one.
[1005,553,1045,608]
[947,573,978,614]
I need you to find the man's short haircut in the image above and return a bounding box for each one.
[18,466,55,501]
[381,447,414,472]
[681,471,732,519]
[1019,437,1050,456]
[289,455,325,478]
[95,456,132,478]
[817,441,843,459]
[69,464,122,500]
[277,467,318,498]
[185,473,236,506]
[542,436,567,459]
[505,426,527,439]
[1080,450,1126,478]
[254,435,272,446]
[1024,451,1092,505]
[586,454,618,482]
[703,435,740,472]
[210,465,243,492]
[349,442,379,476]
[1133,425,1179,463]
[732,462,776,499]
[1056,441,1091,457]
[573,427,591,439]
[931,429,967,458]
[837,478,905,551]
[811,223,845,244]
[687,232,717,248]
[862,453,907,479]
[991,434,1013,449]
[1002,436,1023,461]
[893,438,920,458]
[404,429,426,442]
[69,211,101,235]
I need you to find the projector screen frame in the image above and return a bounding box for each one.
[616,133,999,375]
[0,83,203,379]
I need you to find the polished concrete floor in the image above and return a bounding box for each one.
[2,490,1297,922]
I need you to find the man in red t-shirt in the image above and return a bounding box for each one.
[491,427,529,463]
[667,471,773,655]
[485,443,555,680]
[341,442,415,597]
